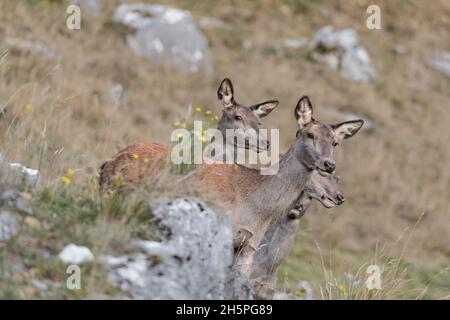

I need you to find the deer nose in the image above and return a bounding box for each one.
[336,194,345,204]
[324,160,336,173]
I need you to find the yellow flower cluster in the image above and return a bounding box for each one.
[61,168,74,185]
[173,121,187,128]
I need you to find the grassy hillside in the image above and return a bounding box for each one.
[0,0,449,299]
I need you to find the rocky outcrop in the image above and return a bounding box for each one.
[0,210,17,241]
[101,198,252,299]
[311,26,377,82]
[112,4,212,74]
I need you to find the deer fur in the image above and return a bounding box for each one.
[250,172,343,299]
[193,96,364,278]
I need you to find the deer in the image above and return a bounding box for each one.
[250,172,344,299]
[191,95,363,278]
[99,78,279,191]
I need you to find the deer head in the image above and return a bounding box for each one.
[294,96,364,174]
[305,174,344,208]
[216,78,279,153]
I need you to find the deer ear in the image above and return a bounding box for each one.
[251,100,279,119]
[295,96,313,128]
[217,78,234,108]
[332,120,364,142]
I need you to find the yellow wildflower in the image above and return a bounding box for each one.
[25,103,33,112]
[195,106,202,113]
[180,123,187,129]
[143,157,149,163]
[205,110,212,116]
[61,176,71,185]
[214,115,219,121]
[114,176,123,187]
[131,153,139,159]
[66,168,74,177]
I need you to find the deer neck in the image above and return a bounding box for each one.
[237,145,314,222]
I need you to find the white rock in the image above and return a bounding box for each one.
[31,279,49,291]
[311,26,377,82]
[8,163,40,187]
[112,4,212,75]
[0,211,18,241]
[59,244,94,264]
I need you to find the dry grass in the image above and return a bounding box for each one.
[0,0,449,298]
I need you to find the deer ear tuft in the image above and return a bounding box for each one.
[217,78,234,108]
[295,96,313,127]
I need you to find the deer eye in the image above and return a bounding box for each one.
[307,132,314,139]
[333,142,339,147]
[235,115,243,121]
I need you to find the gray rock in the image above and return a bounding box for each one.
[72,0,101,17]
[425,52,450,78]
[7,163,40,188]
[311,26,377,82]
[58,244,94,264]
[0,188,33,215]
[112,4,212,74]
[0,210,18,241]
[31,279,49,291]
[101,197,252,299]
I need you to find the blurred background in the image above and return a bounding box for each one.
[0,0,449,299]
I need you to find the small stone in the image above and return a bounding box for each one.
[0,188,33,215]
[112,4,212,74]
[0,210,18,241]
[282,38,308,49]
[4,37,62,61]
[425,52,450,78]
[59,244,94,264]
[24,216,40,228]
[31,279,48,291]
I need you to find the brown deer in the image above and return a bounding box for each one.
[99,78,279,191]
[192,96,363,277]
[250,172,344,299]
